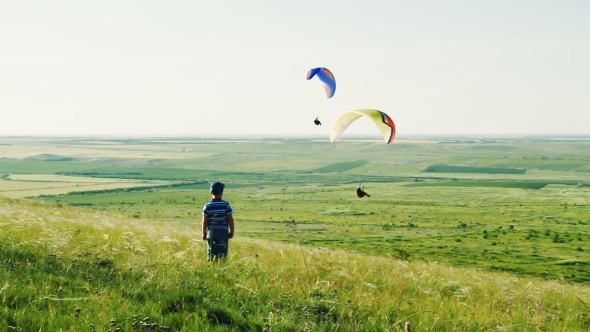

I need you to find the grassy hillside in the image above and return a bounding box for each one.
[2,196,590,331]
[41,180,590,283]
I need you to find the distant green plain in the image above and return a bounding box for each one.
[2,136,590,282]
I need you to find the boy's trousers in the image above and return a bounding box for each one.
[207,227,229,260]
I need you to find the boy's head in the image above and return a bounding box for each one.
[210,181,225,197]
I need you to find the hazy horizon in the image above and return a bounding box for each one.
[1,1,589,137]
[3,133,590,140]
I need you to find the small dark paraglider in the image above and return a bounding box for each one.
[314,117,322,126]
[357,184,370,198]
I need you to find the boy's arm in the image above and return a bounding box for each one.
[227,215,234,238]
[202,215,209,240]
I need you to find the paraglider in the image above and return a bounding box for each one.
[330,109,396,144]
[306,67,336,98]
[357,184,370,198]
[314,117,322,126]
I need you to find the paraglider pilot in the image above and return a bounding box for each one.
[314,117,322,126]
[357,185,370,198]
[202,182,235,260]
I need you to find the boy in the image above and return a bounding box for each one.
[202,181,235,260]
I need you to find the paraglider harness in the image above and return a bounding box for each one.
[357,185,370,198]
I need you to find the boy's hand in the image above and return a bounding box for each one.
[228,232,234,239]
[202,234,207,240]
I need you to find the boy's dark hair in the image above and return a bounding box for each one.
[210,182,225,195]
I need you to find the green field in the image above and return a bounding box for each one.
[2,136,590,281]
[422,164,527,174]
[314,160,368,173]
[406,180,550,189]
[0,173,178,198]
[2,136,590,330]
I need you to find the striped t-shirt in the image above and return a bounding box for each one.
[202,198,233,229]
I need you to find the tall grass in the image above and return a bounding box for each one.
[1,196,590,331]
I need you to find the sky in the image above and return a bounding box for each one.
[1,0,589,137]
